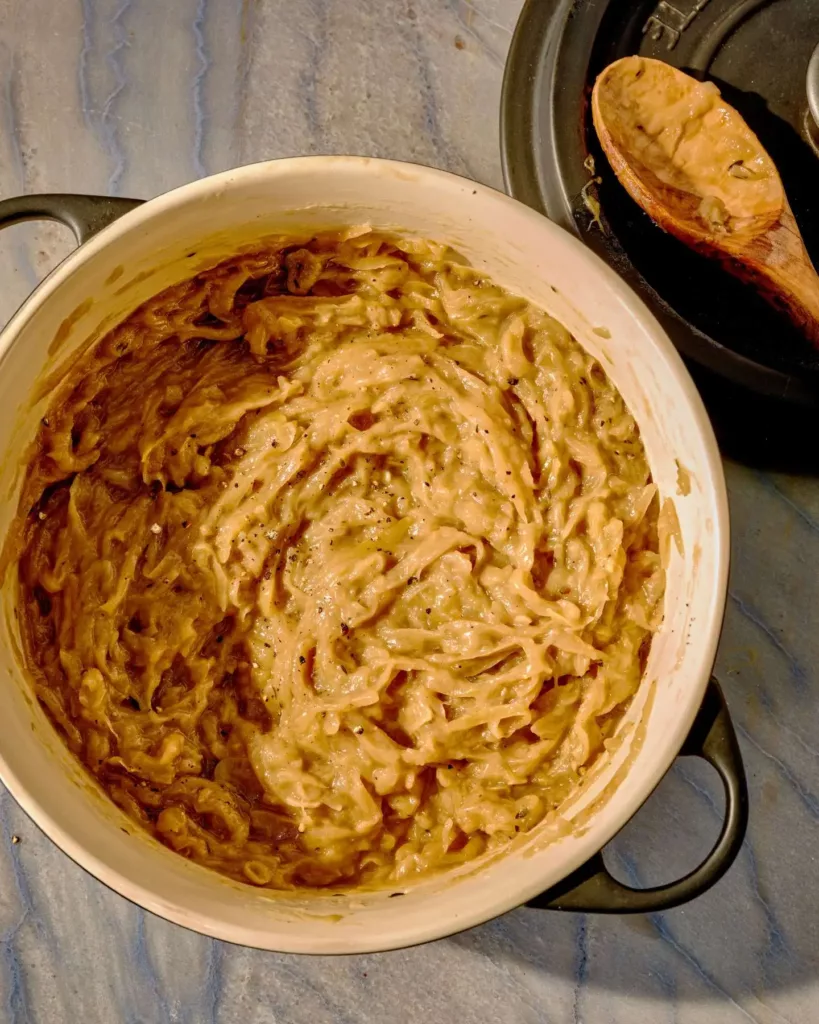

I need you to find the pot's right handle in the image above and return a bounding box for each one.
[0,193,143,245]
[527,679,748,913]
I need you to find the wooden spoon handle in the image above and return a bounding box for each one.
[730,210,819,348]
[766,262,819,347]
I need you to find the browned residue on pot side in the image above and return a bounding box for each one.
[47,297,94,358]
[104,264,125,285]
[114,266,160,296]
[33,310,122,405]
[676,459,692,496]
[659,496,684,565]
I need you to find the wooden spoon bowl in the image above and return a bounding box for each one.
[592,57,819,348]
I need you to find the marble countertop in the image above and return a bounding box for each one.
[0,1,816,1021]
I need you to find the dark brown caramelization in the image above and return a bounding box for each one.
[9,232,664,890]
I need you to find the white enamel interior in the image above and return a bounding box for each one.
[0,157,728,953]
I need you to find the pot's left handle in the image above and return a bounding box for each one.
[526,679,748,913]
[0,193,143,246]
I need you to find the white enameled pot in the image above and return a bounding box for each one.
[0,158,745,953]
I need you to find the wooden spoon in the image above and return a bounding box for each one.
[592,56,819,348]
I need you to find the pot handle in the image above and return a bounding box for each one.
[0,193,143,245]
[526,679,748,913]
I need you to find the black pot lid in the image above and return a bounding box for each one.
[501,0,819,407]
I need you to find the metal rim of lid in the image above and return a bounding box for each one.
[807,41,819,130]
[500,0,819,408]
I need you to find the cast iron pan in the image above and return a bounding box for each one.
[502,0,819,417]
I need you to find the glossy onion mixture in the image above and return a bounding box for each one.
[9,231,665,889]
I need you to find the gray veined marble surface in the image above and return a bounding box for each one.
[0,1,816,1022]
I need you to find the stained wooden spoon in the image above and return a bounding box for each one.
[592,56,819,348]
